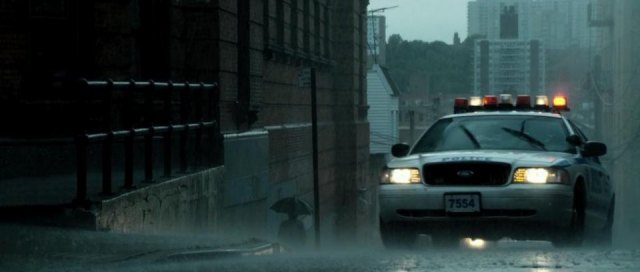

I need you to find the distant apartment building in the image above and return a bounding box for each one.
[468,0,591,50]
[472,2,546,95]
[473,39,545,94]
[367,15,386,66]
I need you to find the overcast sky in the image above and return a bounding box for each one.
[368,0,472,43]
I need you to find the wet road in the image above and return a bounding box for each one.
[74,240,640,272]
[3,223,640,272]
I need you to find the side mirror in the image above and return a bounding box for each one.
[566,134,583,146]
[582,141,607,157]
[391,143,410,157]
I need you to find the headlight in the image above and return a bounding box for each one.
[381,168,421,184]
[513,168,568,184]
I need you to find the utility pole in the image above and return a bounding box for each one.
[300,67,320,249]
[310,68,320,249]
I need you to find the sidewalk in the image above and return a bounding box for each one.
[0,223,279,272]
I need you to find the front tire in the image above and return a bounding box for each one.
[380,220,417,249]
[595,196,615,247]
[552,184,586,247]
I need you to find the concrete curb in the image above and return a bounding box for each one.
[157,242,282,263]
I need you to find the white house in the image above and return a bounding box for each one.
[367,64,400,154]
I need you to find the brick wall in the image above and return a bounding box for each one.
[0,0,371,244]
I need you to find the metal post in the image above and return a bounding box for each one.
[75,134,88,203]
[310,67,320,248]
[145,126,154,182]
[125,79,135,128]
[164,82,173,177]
[102,132,113,195]
[144,80,154,182]
[180,125,188,173]
[124,128,135,189]
[195,122,203,168]
[164,126,173,177]
[102,80,114,195]
[166,81,173,123]
[180,82,190,173]
[104,79,114,131]
[212,87,222,166]
[197,82,204,121]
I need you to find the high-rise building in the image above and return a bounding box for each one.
[472,2,546,95]
[473,39,545,94]
[468,0,591,50]
[367,15,386,66]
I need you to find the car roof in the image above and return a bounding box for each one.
[441,111,565,119]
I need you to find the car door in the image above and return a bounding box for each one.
[570,121,612,229]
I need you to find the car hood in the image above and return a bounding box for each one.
[387,150,576,169]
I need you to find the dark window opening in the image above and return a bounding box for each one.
[303,0,310,53]
[290,0,298,50]
[276,0,284,46]
[313,1,320,56]
[139,0,171,80]
[323,4,330,59]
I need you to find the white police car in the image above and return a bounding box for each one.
[379,95,614,248]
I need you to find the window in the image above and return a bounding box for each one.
[303,0,310,53]
[412,116,575,154]
[324,3,330,59]
[290,0,299,50]
[276,0,284,46]
[238,0,251,109]
[314,1,321,56]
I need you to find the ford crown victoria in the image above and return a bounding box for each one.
[379,95,614,248]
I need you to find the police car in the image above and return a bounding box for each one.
[379,94,614,248]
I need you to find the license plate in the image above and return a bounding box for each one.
[444,194,481,213]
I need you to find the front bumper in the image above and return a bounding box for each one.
[379,184,574,237]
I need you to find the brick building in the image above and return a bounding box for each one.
[590,0,640,247]
[0,0,371,245]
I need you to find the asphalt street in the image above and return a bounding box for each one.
[113,242,640,272]
[2,224,639,272]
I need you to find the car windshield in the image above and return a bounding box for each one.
[411,115,575,154]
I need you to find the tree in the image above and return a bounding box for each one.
[385,35,474,95]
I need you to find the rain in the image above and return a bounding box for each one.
[1,0,640,271]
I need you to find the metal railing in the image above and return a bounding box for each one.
[73,80,222,205]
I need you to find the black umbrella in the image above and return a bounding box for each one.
[270,197,313,218]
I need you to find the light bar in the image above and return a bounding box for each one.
[452,94,562,113]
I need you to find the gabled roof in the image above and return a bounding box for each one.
[369,64,401,97]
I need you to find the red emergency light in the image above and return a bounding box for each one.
[515,95,531,109]
[454,97,469,113]
[483,95,498,109]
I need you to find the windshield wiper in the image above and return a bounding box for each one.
[501,127,547,151]
[460,125,481,149]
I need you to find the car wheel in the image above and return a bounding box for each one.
[379,220,417,249]
[596,196,615,247]
[552,184,585,248]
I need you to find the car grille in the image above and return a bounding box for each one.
[423,162,511,186]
